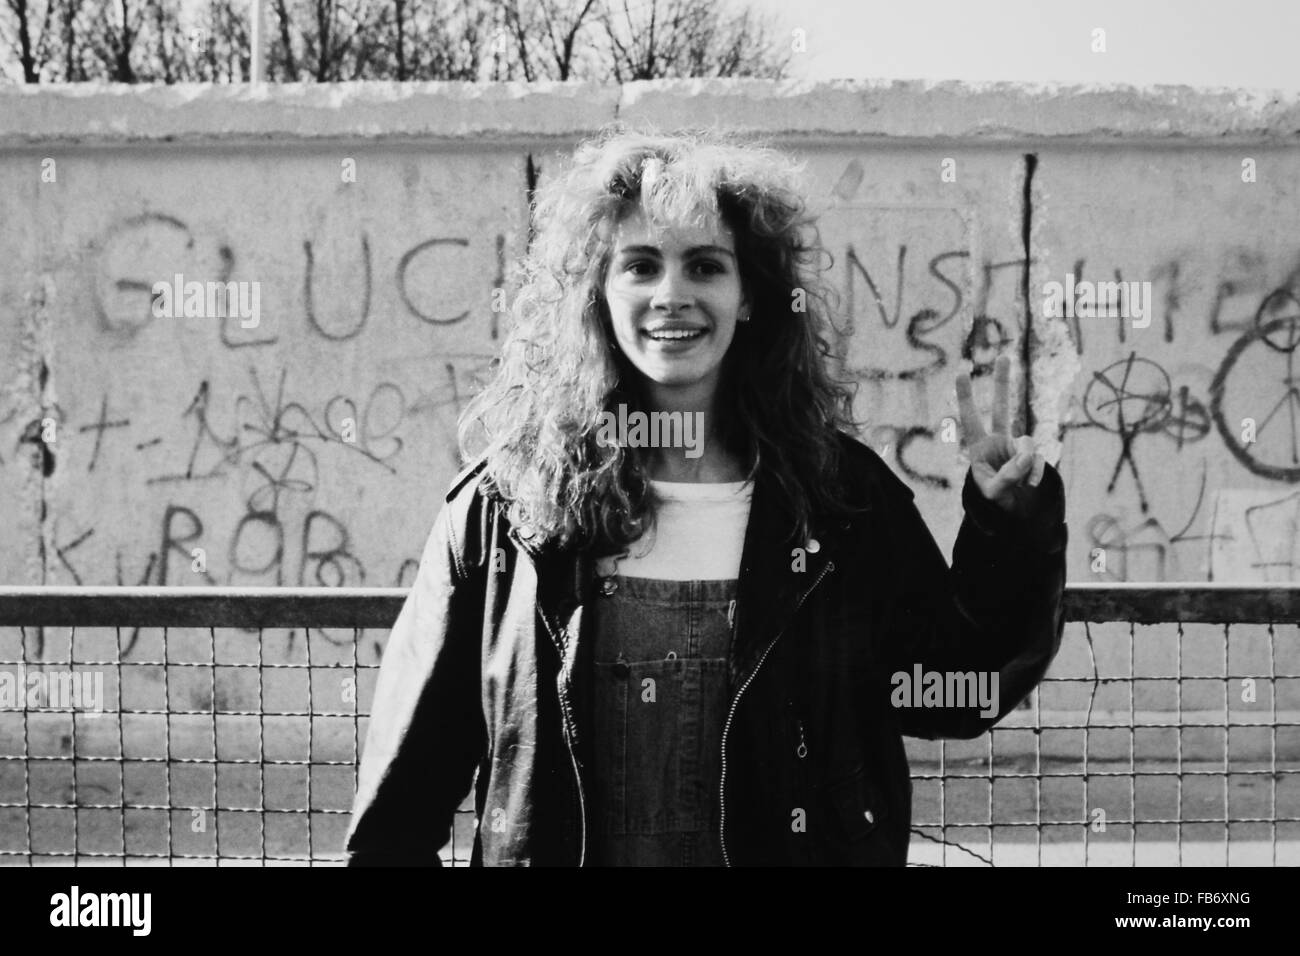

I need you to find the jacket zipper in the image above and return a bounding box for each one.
[560,704,587,867]
[718,559,834,867]
[506,528,589,865]
[537,610,588,867]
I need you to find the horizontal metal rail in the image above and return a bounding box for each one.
[0,586,408,628]
[1,583,1299,626]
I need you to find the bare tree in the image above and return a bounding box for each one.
[1,0,57,81]
[263,0,409,81]
[269,0,299,78]
[685,5,789,78]
[107,0,140,80]
[69,0,201,81]
[343,0,494,81]
[192,0,250,82]
[496,0,601,81]
[307,0,352,81]
[59,0,86,79]
[407,0,494,81]
[147,0,188,82]
[258,0,784,83]
[0,0,793,84]
[601,0,789,81]
[263,0,386,81]
[80,0,145,80]
[0,0,105,82]
[392,0,407,78]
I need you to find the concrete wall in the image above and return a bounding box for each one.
[4,81,1299,860]
[2,78,1299,656]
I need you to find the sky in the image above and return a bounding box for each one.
[750,0,1300,91]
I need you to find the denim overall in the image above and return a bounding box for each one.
[587,573,738,866]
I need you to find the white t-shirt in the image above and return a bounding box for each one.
[594,478,754,580]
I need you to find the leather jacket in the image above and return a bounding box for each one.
[345,432,1068,866]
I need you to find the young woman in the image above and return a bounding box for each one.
[345,126,1067,867]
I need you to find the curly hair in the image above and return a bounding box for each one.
[457,123,864,555]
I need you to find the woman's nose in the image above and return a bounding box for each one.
[650,265,693,312]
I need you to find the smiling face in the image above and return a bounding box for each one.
[602,207,748,411]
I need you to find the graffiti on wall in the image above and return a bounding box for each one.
[1063,248,1300,582]
[6,203,505,661]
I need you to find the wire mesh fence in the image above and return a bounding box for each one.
[907,617,1299,865]
[0,584,1296,865]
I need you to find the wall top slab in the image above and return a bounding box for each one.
[1,78,1298,146]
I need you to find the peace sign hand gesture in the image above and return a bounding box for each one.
[955,354,1047,519]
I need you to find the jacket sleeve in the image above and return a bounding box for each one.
[344,500,487,865]
[881,461,1068,740]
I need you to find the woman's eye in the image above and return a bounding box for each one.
[621,259,723,278]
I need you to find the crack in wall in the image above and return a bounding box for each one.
[1020,153,1038,438]
[525,151,540,252]
[12,274,57,659]
[15,276,57,590]
[1020,152,1082,466]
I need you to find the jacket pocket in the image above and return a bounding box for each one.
[822,763,886,844]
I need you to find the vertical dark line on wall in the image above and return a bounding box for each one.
[1020,153,1038,436]
[37,359,53,584]
[525,153,540,252]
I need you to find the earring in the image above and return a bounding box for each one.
[738,310,750,323]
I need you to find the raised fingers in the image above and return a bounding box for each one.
[954,370,986,446]
[991,354,1012,435]
[1023,435,1045,487]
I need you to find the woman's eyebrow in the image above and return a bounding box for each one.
[615,244,735,259]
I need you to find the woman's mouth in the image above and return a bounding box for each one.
[642,328,707,344]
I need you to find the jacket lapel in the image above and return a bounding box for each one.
[507,523,591,757]
[730,464,836,688]
[508,525,585,665]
